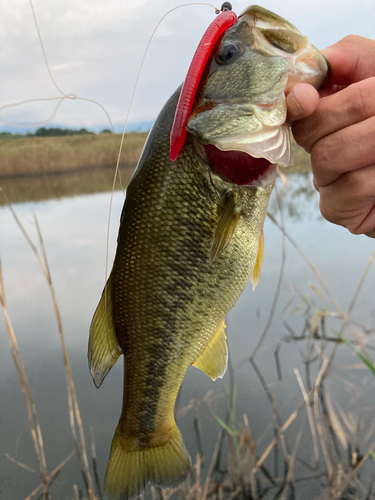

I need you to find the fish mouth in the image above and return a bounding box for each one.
[209,121,292,168]
[203,143,276,187]
[187,99,293,177]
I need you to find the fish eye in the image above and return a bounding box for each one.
[216,42,241,65]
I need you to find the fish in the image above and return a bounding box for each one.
[88,5,328,499]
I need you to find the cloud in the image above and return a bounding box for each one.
[1,0,374,130]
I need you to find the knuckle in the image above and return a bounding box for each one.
[319,196,334,223]
[347,225,363,236]
[292,123,313,152]
[342,169,362,192]
[310,137,331,170]
[346,83,371,122]
[340,34,362,46]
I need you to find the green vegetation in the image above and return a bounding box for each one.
[34,127,94,137]
[0,126,98,140]
[0,131,27,139]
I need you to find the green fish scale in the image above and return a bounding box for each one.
[111,89,272,438]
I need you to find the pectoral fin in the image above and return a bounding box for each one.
[210,195,240,263]
[88,275,122,388]
[251,229,264,291]
[192,320,228,380]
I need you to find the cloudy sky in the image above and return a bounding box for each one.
[0,0,374,132]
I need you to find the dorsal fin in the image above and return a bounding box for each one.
[170,10,237,162]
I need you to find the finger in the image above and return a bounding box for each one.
[311,114,375,187]
[317,164,375,237]
[292,77,375,153]
[286,83,319,122]
[318,84,346,98]
[321,35,375,86]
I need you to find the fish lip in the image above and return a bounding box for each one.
[208,122,292,168]
[287,43,329,91]
[323,55,331,82]
[187,95,292,168]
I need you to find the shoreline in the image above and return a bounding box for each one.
[0,133,312,206]
[0,132,148,178]
[0,162,131,181]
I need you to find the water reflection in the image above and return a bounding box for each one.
[268,171,320,221]
[0,173,374,499]
[0,164,136,205]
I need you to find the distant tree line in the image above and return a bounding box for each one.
[34,127,95,136]
[0,127,112,139]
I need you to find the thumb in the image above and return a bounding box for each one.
[286,83,319,122]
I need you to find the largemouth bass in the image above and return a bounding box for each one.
[88,5,328,499]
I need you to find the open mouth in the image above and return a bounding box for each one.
[204,144,273,186]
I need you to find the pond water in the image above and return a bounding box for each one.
[1,171,375,500]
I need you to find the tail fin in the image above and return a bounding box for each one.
[105,423,191,499]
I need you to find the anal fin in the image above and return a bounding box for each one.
[192,320,228,380]
[251,229,264,291]
[88,275,122,388]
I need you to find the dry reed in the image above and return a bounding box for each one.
[1,187,97,500]
[0,132,147,178]
[0,260,51,500]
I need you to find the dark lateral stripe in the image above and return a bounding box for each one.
[138,359,166,435]
[137,228,206,435]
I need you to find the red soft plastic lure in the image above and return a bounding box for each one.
[169,10,237,162]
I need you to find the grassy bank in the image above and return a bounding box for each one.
[0,132,311,178]
[0,132,313,205]
[0,132,148,178]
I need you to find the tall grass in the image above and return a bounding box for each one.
[1,187,97,500]
[0,132,147,178]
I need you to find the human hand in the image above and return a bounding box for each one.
[286,35,375,238]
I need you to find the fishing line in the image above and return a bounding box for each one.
[0,0,123,188]
[0,97,65,128]
[0,0,129,191]
[0,0,130,350]
[105,2,220,288]
[0,0,117,135]
[2,1,220,340]
[1,0,219,289]
[101,3,221,356]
